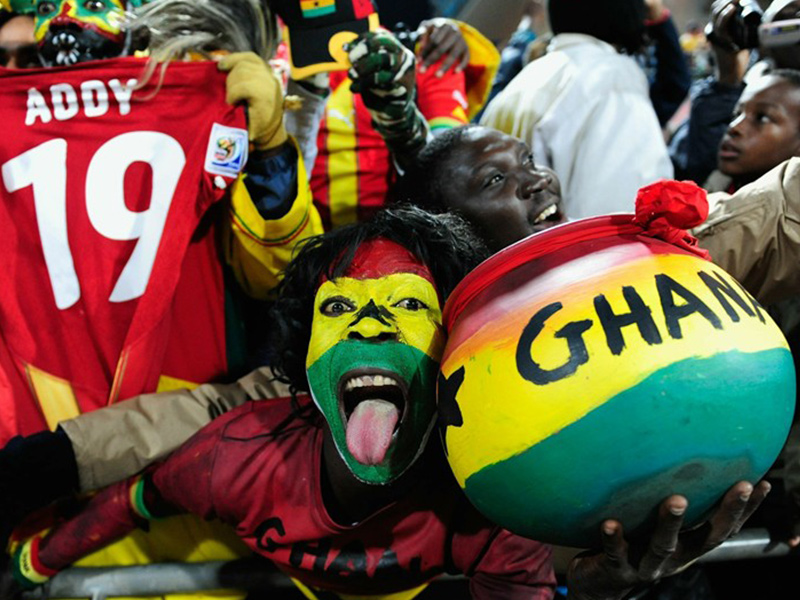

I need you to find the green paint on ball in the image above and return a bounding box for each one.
[462,348,796,548]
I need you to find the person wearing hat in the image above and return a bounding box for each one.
[272,0,499,230]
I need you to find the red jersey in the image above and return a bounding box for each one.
[37,396,556,599]
[0,58,248,442]
[310,62,468,230]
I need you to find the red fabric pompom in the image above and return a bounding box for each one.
[633,179,711,260]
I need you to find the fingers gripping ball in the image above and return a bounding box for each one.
[218,52,288,151]
[345,31,417,126]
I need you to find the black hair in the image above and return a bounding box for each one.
[547,0,648,55]
[395,124,482,213]
[266,205,489,394]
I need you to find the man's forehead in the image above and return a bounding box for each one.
[339,238,434,283]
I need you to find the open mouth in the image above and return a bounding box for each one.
[339,369,408,426]
[338,369,409,466]
[531,201,565,231]
[533,203,559,224]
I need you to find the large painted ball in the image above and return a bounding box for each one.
[438,216,796,549]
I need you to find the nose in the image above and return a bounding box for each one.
[519,170,553,200]
[727,113,745,137]
[346,300,399,342]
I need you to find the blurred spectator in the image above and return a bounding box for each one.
[669,0,800,184]
[641,0,693,127]
[711,69,800,191]
[680,19,714,79]
[477,0,543,115]
[0,9,38,68]
[480,0,674,219]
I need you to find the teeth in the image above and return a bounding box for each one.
[344,375,399,391]
[534,204,558,224]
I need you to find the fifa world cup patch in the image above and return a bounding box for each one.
[205,123,249,178]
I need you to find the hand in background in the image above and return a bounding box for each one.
[346,30,417,126]
[416,18,469,76]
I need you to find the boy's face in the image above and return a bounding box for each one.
[440,128,565,253]
[305,239,445,485]
[719,75,800,182]
[34,0,128,65]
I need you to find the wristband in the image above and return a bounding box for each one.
[129,475,157,521]
[12,535,59,589]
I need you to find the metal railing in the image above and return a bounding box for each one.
[20,528,798,600]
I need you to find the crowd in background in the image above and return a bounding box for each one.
[1,1,800,599]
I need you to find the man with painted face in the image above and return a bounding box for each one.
[5,206,770,600]
[6,207,559,598]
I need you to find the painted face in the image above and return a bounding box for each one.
[718,75,800,184]
[305,239,445,485]
[35,0,129,65]
[439,127,565,253]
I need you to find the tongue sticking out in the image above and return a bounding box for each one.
[346,399,400,466]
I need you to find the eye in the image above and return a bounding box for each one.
[320,297,355,316]
[394,298,428,311]
[37,1,57,16]
[483,172,504,188]
[83,0,106,12]
[755,112,772,125]
[523,153,535,166]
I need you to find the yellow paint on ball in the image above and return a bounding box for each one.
[442,251,788,489]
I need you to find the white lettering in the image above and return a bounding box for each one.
[23,77,139,126]
[50,83,79,122]
[81,80,109,118]
[25,88,52,126]
[108,78,138,116]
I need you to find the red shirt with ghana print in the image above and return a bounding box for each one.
[37,395,556,599]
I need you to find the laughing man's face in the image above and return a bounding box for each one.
[441,127,566,252]
[305,240,445,485]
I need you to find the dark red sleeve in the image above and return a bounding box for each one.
[451,521,557,600]
[36,416,229,571]
[36,477,145,571]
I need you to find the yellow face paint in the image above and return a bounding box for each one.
[34,0,127,43]
[306,272,444,485]
[306,273,444,369]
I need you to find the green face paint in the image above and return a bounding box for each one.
[307,339,440,485]
[306,264,445,486]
